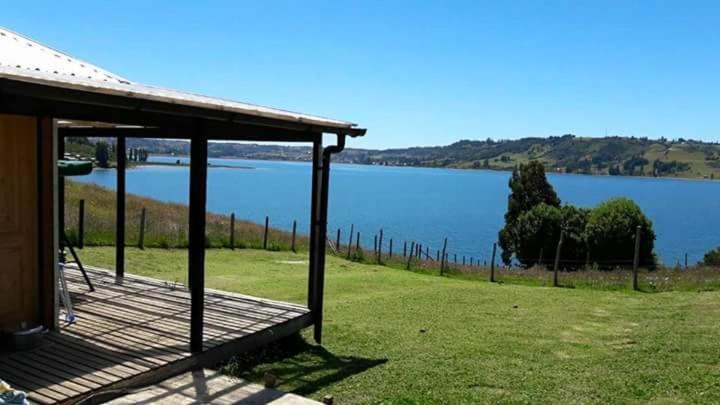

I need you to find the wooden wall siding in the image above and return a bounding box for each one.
[0,266,311,404]
[0,114,39,328]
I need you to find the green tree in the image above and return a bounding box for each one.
[95,142,110,168]
[703,247,720,266]
[585,198,656,268]
[511,204,589,268]
[499,161,561,264]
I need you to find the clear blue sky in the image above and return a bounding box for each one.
[4,1,720,149]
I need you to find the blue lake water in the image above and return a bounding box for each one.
[73,156,720,265]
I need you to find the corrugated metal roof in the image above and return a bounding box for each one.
[0,27,359,130]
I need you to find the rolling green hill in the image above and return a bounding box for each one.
[68,135,720,180]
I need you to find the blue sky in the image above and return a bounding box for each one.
[4,1,720,148]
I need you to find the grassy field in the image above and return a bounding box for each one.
[64,181,308,250]
[78,247,720,404]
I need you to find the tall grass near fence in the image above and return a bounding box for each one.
[329,228,720,292]
[64,181,309,250]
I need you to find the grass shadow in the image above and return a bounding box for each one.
[220,334,387,396]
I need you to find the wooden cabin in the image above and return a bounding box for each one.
[0,27,365,403]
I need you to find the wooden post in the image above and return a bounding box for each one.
[454,253,457,264]
[436,250,440,261]
[263,216,269,250]
[307,141,321,310]
[116,136,126,281]
[463,256,466,265]
[378,229,384,262]
[553,231,565,287]
[537,247,544,266]
[389,239,393,257]
[490,243,497,282]
[230,213,236,250]
[188,131,208,353]
[138,207,146,250]
[633,225,641,291]
[416,243,421,259]
[440,237,448,275]
[470,257,474,266]
[684,253,688,269]
[291,220,297,253]
[336,228,341,253]
[356,232,360,251]
[406,241,415,270]
[78,199,85,249]
[373,235,378,256]
[347,224,354,259]
[403,241,407,257]
[425,246,430,260]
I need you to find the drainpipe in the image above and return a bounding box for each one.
[313,134,346,344]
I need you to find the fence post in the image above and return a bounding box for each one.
[440,237,448,275]
[263,216,269,250]
[403,241,407,257]
[454,253,457,264]
[406,241,415,270]
[373,235,378,257]
[336,228,341,253]
[425,246,430,260]
[138,207,146,250]
[633,225,641,291]
[490,242,497,282]
[389,239,393,257]
[470,257,473,266]
[356,232,361,252]
[684,253,688,269]
[78,199,85,249]
[230,213,236,250]
[347,224,354,259]
[553,231,565,287]
[291,220,297,253]
[537,247,543,267]
[378,229,384,263]
[436,250,440,261]
[463,256,466,265]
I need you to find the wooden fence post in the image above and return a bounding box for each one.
[347,224,354,259]
[553,231,565,287]
[440,237,448,275]
[454,253,457,264]
[406,241,415,270]
[373,235,378,256]
[263,216,269,250]
[138,207,146,250]
[425,246,430,260]
[291,220,297,253]
[229,213,236,250]
[336,228,341,253]
[633,225,641,291]
[378,229,384,262]
[490,242,497,282]
[403,241,407,257]
[436,250,440,261]
[389,239,393,257]
[78,199,85,249]
[463,256,466,265]
[684,253,688,269]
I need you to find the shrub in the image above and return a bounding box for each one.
[703,247,720,266]
[586,198,656,268]
[499,161,560,264]
[512,204,589,268]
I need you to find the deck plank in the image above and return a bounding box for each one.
[0,266,310,404]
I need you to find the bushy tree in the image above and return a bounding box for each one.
[585,198,656,268]
[702,247,720,266]
[95,142,110,168]
[511,204,589,268]
[499,161,560,264]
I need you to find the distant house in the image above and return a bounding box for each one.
[0,27,365,403]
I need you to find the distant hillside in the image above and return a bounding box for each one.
[65,135,720,180]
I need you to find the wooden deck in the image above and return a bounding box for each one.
[0,266,312,404]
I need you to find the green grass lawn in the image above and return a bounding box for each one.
[79,247,720,404]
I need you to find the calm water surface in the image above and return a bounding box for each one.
[74,156,720,265]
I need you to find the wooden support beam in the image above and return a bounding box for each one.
[188,126,208,353]
[313,135,345,344]
[37,117,57,329]
[307,140,322,311]
[115,136,126,281]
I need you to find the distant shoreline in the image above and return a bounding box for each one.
[147,154,719,183]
